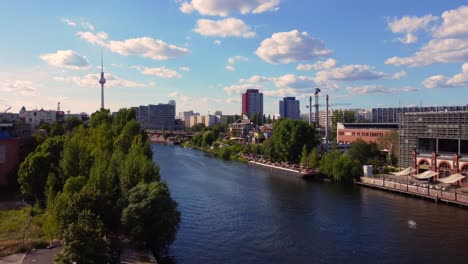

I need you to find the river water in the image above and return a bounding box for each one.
[153,144,468,264]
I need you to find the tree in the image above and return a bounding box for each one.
[191,123,206,132]
[308,148,320,168]
[348,139,380,166]
[55,210,110,264]
[266,119,320,163]
[50,122,65,136]
[319,150,340,177]
[122,182,180,252]
[90,109,113,128]
[18,136,64,206]
[63,116,82,132]
[376,131,399,165]
[300,145,308,165]
[203,131,214,147]
[332,154,361,182]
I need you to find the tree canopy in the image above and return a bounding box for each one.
[263,119,320,163]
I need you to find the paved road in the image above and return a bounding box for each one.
[21,247,61,264]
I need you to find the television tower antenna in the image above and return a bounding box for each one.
[99,48,106,109]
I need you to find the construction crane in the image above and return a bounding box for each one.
[0,106,12,118]
[305,88,321,127]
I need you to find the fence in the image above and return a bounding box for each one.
[360,176,468,206]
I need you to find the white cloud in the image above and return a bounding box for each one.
[228,55,248,65]
[77,31,191,60]
[226,55,248,71]
[1,80,39,96]
[385,38,468,67]
[131,66,182,78]
[296,59,337,71]
[422,63,468,88]
[62,18,76,27]
[345,85,418,95]
[387,15,438,44]
[81,21,95,31]
[194,18,255,38]
[54,73,147,88]
[386,6,468,67]
[234,73,339,97]
[40,50,89,70]
[314,64,392,82]
[180,0,280,16]
[392,70,407,79]
[179,66,191,72]
[214,40,221,45]
[223,83,263,95]
[256,30,332,64]
[76,31,108,46]
[226,97,241,104]
[433,6,468,39]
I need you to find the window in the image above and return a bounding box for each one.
[439,163,451,178]
[0,145,5,163]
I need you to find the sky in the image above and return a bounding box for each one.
[1,0,467,116]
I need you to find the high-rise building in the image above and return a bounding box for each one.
[241,89,263,118]
[279,97,300,120]
[133,103,175,131]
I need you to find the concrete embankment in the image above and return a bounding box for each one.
[248,161,317,179]
[359,176,468,207]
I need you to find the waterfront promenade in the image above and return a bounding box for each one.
[359,176,468,207]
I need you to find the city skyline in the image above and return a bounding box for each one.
[1,1,468,115]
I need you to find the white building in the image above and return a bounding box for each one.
[19,107,63,128]
[133,102,175,131]
[189,115,219,127]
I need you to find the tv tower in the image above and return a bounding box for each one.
[99,48,106,109]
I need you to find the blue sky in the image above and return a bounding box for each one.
[1,0,467,115]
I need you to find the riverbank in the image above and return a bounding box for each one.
[359,176,468,207]
[248,160,321,179]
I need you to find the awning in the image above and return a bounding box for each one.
[391,167,415,176]
[437,173,466,184]
[413,170,438,180]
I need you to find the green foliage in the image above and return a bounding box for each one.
[264,119,320,163]
[63,116,82,132]
[191,123,206,132]
[308,148,320,168]
[348,139,381,166]
[319,150,341,177]
[90,109,113,128]
[60,128,93,181]
[18,136,64,206]
[54,210,110,264]
[331,154,361,182]
[18,106,180,258]
[192,132,203,148]
[122,182,180,252]
[300,145,308,165]
[50,123,65,136]
[203,131,214,147]
[219,147,232,160]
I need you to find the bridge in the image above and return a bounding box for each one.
[146,130,195,143]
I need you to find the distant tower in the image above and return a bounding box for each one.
[57,102,60,111]
[99,49,106,109]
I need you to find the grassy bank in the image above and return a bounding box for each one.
[182,142,248,163]
[0,207,49,257]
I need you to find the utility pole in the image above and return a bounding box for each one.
[325,94,329,152]
[314,88,321,127]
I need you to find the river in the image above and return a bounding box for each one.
[153,144,468,264]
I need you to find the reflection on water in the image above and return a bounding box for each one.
[153,144,468,264]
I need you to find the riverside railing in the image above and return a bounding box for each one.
[361,176,468,206]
